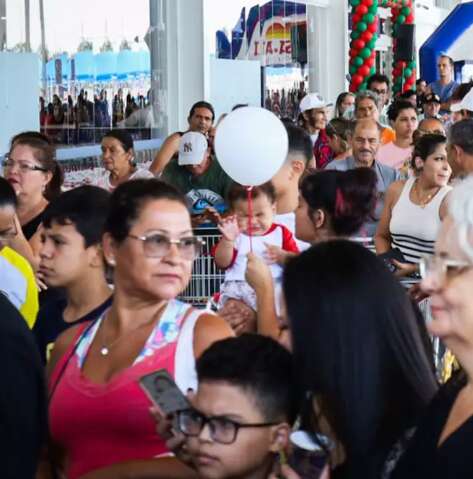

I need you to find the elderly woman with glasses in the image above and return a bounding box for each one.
[2,131,63,270]
[41,179,233,479]
[392,176,473,478]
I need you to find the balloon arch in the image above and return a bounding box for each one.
[348,0,415,95]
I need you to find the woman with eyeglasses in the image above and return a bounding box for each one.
[375,134,452,278]
[41,179,233,479]
[94,130,154,192]
[2,131,63,271]
[392,176,473,478]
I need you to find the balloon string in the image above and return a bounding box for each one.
[247,186,253,252]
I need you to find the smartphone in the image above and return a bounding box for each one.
[139,369,191,415]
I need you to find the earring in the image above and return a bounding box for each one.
[107,258,116,266]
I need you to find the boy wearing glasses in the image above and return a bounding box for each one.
[33,186,112,363]
[177,334,296,479]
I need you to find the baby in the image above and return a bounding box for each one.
[214,182,299,312]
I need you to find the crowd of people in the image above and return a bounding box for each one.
[2,51,473,478]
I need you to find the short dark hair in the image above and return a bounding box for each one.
[0,177,17,209]
[196,334,296,424]
[412,133,446,169]
[399,90,416,100]
[326,119,355,142]
[387,100,417,122]
[448,119,473,155]
[416,79,426,86]
[439,54,454,68]
[9,132,63,201]
[189,101,215,122]
[367,73,390,89]
[42,186,111,248]
[105,179,187,243]
[102,129,134,152]
[300,168,377,237]
[286,124,313,164]
[283,240,438,475]
[227,181,276,208]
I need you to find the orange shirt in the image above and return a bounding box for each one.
[381,127,396,145]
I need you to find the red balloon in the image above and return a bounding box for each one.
[368,23,377,33]
[364,0,374,6]
[357,4,368,15]
[352,74,363,86]
[359,65,370,77]
[349,84,357,93]
[361,31,373,42]
[406,14,414,23]
[352,13,361,23]
[353,39,365,50]
[366,56,375,68]
[350,48,359,58]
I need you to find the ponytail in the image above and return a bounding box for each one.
[44,161,64,201]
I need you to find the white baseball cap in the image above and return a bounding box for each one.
[299,93,332,113]
[178,132,209,166]
[451,88,473,113]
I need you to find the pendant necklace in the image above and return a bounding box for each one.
[99,302,168,357]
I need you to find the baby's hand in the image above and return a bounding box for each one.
[218,215,240,242]
[264,244,289,265]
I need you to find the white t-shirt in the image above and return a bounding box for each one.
[377,142,413,171]
[275,212,311,252]
[0,256,27,310]
[94,168,154,192]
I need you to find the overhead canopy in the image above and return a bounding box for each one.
[420,1,473,83]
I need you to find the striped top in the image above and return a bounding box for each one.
[390,177,451,263]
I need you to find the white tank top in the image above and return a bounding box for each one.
[389,177,451,263]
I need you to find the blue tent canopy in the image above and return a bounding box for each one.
[420,2,473,83]
[117,49,140,79]
[95,52,117,82]
[74,51,95,82]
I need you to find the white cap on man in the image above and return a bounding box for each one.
[178,132,208,166]
[451,88,473,113]
[299,93,332,113]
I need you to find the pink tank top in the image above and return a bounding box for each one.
[49,300,193,479]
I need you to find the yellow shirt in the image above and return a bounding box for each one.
[0,247,39,328]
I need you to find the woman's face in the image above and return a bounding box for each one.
[340,95,355,115]
[101,137,133,174]
[327,134,342,155]
[421,216,473,349]
[4,144,52,204]
[295,195,316,243]
[418,143,451,187]
[105,199,194,301]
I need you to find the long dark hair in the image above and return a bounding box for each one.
[300,168,377,237]
[284,240,438,477]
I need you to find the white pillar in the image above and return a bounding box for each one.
[306,0,349,103]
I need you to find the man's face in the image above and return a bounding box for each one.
[446,142,463,177]
[185,149,211,177]
[392,107,418,140]
[356,98,379,121]
[39,221,98,288]
[416,81,427,95]
[189,107,214,135]
[352,124,381,167]
[424,101,441,118]
[0,205,17,250]
[369,81,389,106]
[186,381,286,479]
[438,57,453,80]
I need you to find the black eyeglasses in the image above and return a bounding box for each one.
[177,408,279,445]
[127,233,203,260]
[2,156,48,173]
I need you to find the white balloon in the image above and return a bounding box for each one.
[214,107,288,186]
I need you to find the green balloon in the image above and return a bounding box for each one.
[402,6,410,15]
[369,5,377,14]
[357,21,368,32]
[370,66,376,75]
[364,13,375,24]
[360,47,371,59]
[351,30,360,39]
[354,57,364,67]
[404,68,412,77]
[350,0,360,5]
[350,65,357,75]
[397,14,406,24]
[368,39,376,49]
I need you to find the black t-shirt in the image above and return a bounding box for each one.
[22,212,43,240]
[0,294,47,478]
[33,295,112,364]
[392,372,473,478]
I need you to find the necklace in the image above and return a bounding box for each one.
[413,180,440,209]
[99,302,168,357]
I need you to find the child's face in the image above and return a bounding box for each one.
[39,220,101,288]
[186,381,289,479]
[233,194,276,236]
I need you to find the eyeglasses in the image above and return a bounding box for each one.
[177,408,279,445]
[127,233,203,260]
[371,88,387,95]
[419,255,471,283]
[2,157,47,174]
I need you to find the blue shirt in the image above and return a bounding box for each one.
[325,157,400,237]
[429,80,459,104]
